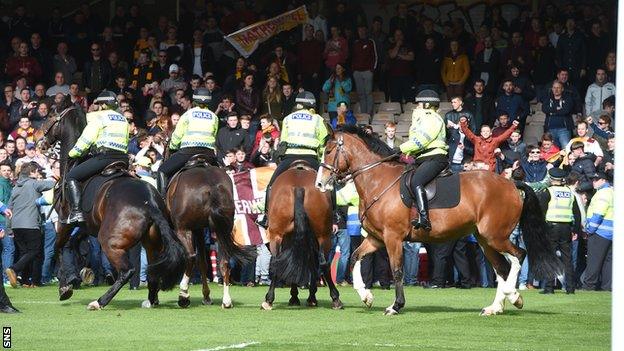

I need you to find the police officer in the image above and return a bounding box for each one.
[66,90,129,223]
[256,91,328,229]
[541,168,582,294]
[156,88,219,193]
[399,90,449,231]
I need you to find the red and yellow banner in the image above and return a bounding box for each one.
[225,6,309,58]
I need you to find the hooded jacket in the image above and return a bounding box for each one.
[8,175,55,229]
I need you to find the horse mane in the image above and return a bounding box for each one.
[338,124,396,157]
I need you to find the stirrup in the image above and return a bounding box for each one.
[411,217,431,231]
[68,210,85,224]
[256,216,268,229]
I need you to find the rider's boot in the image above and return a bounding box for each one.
[156,171,168,196]
[256,186,271,229]
[411,185,431,231]
[67,179,85,223]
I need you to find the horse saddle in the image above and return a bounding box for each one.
[80,164,131,213]
[288,160,316,172]
[182,154,212,170]
[399,166,460,210]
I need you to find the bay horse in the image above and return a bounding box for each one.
[316,125,562,315]
[35,96,187,310]
[260,162,343,310]
[166,160,254,308]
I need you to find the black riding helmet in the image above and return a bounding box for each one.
[192,88,211,105]
[295,90,316,109]
[94,90,118,109]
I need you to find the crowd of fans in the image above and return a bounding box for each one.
[0,1,615,293]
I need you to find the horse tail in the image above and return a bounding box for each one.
[272,187,319,286]
[209,187,255,265]
[515,181,563,280]
[147,207,187,290]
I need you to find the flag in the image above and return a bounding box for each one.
[224,6,309,58]
[230,167,275,246]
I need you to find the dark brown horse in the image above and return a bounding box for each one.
[316,125,561,315]
[166,162,254,308]
[35,97,187,310]
[260,162,343,310]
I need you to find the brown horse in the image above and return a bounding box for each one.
[35,97,187,310]
[316,125,561,315]
[166,162,254,308]
[260,162,343,310]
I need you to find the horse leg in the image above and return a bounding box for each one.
[383,234,406,315]
[307,266,319,307]
[194,229,212,306]
[56,225,74,301]
[220,258,233,309]
[351,236,382,308]
[475,235,513,316]
[177,229,194,308]
[318,238,343,309]
[88,243,134,310]
[495,240,525,309]
[288,284,300,306]
[262,240,281,310]
[141,240,160,308]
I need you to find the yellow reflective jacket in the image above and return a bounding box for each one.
[399,108,448,159]
[69,109,129,157]
[545,185,574,223]
[170,107,218,150]
[281,109,328,158]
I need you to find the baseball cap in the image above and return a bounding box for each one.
[26,143,36,150]
[169,64,179,73]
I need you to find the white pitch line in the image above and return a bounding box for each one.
[193,341,260,351]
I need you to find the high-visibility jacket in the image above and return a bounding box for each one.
[170,107,218,150]
[281,108,328,158]
[69,109,129,157]
[545,185,574,223]
[399,108,448,159]
[336,181,360,237]
[586,184,614,240]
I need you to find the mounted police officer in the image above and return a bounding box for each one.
[66,90,129,223]
[542,168,581,294]
[256,91,328,229]
[399,90,449,231]
[156,88,219,194]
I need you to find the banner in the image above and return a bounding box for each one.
[230,167,274,246]
[224,6,309,58]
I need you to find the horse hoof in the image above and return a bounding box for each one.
[480,306,503,316]
[513,295,524,309]
[222,302,233,309]
[307,300,318,307]
[141,300,152,308]
[178,296,191,308]
[87,301,101,310]
[288,298,301,306]
[59,286,73,301]
[383,306,399,315]
[363,293,374,308]
[332,300,344,310]
[261,301,273,310]
[202,298,213,306]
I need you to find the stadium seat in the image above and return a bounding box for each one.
[377,102,402,115]
[398,112,412,123]
[349,91,359,103]
[351,102,361,114]
[372,91,386,104]
[355,113,371,124]
[371,113,394,124]
[403,102,417,113]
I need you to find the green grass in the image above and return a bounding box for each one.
[3,284,610,350]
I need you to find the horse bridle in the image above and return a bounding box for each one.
[37,106,76,148]
[320,133,399,185]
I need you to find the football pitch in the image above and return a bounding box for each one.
[2,284,610,350]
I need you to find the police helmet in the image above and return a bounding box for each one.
[94,90,118,108]
[295,91,316,109]
[415,90,440,105]
[192,88,211,105]
[548,168,567,182]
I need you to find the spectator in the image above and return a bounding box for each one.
[83,43,112,101]
[587,115,614,152]
[446,96,475,172]
[1,85,20,129]
[183,28,214,79]
[521,145,549,182]
[69,83,88,112]
[492,113,513,138]
[323,25,348,71]
[153,50,170,82]
[46,72,70,96]
[585,68,615,117]
[29,32,54,85]
[556,18,587,91]
[370,16,388,92]
[540,132,562,164]
[464,79,496,128]
[415,36,442,94]
[235,72,260,125]
[30,102,49,130]
[261,77,283,122]
[204,16,225,62]
[387,29,415,103]
[389,2,417,42]
[505,130,526,159]
[226,148,254,173]
[281,83,296,116]
[130,50,155,92]
[265,45,295,86]
[214,95,236,125]
[110,74,136,103]
[460,116,519,171]
[331,101,357,129]
[382,122,399,151]
[52,42,77,85]
[567,141,597,191]
[5,162,56,288]
[351,24,377,117]
[496,79,525,125]
[223,57,247,95]
[16,143,47,168]
[297,24,324,97]
[542,81,574,148]
[107,51,128,79]
[441,40,470,100]
[604,51,616,84]
[5,42,42,86]
[551,68,582,116]
[323,63,352,121]
[564,121,603,166]
[0,161,13,286]
[533,34,558,102]
[160,26,184,63]
[252,115,280,153]
[587,21,611,77]
[581,172,612,291]
[472,36,501,94]
[216,113,248,162]
[160,64,188,103]
[502,31,532,72]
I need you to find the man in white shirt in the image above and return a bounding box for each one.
[45,71,70,96]
[564,121,603,166]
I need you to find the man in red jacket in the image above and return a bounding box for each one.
[352,24,378,117]
[5,42,42,86]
